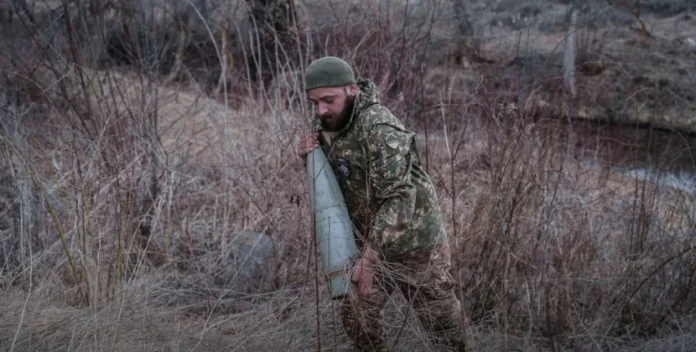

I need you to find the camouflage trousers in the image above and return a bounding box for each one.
[340,243,476,352]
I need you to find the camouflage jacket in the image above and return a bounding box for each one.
[313,79,447,261]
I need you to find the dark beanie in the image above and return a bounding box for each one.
[304,56,356,91]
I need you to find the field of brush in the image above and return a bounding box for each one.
[0,0,695,351]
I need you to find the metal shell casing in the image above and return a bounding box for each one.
[307,148,360,299]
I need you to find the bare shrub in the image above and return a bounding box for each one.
[426,70,696,349]
[0,0,695,351]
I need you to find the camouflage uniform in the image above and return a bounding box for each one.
[313,79,475,351]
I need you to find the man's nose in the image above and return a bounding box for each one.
[317,104,329,116]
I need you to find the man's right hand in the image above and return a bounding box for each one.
[297,133,320,159]
[350,246,380,299]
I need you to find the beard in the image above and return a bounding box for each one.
[319,95,356,132]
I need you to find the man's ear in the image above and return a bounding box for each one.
[346,84,359,96]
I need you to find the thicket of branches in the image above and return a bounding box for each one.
[0,0,695,351]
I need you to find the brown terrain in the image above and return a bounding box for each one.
[0,0,695,351]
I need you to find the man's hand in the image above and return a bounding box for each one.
[351,246,380,299]
[297,133,320,159]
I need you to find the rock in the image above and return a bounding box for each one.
[675,36,696,53]
[685,38,696,48]
[213,230,276,293]
[158,229,277,311]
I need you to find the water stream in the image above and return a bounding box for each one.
[417,120,696,193]
[573,121,696,193]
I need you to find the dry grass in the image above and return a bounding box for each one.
[2,91,694,351]
[1,0,695,351]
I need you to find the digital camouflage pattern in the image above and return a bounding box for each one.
[341,243,475,351]
[311,78,475,351]
[314,79,448,261]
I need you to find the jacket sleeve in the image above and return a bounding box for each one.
[365,123,417,261]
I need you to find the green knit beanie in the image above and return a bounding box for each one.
[304,56,356,91]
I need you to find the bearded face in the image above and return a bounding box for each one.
[319,94,355,132]
[308,85,358,132]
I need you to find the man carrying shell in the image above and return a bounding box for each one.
[297,56,476,352]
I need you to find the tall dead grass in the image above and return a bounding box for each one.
[425,75,696,350]
[0,0,695,351]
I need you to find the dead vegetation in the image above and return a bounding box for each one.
[0,0,695,351]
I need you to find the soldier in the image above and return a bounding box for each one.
[297,56,476,351]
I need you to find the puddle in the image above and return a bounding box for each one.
[573,120,696,193]
[416,119,696,193]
